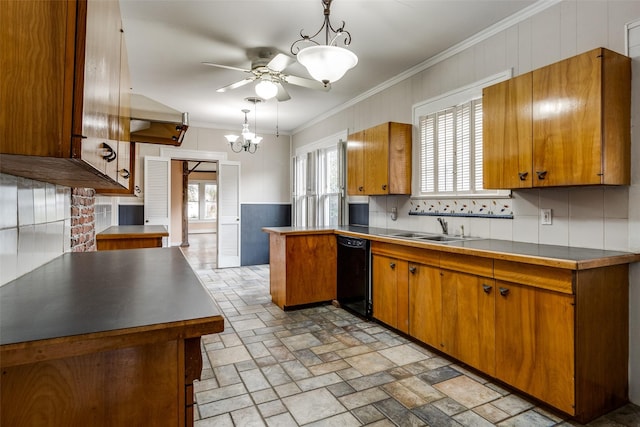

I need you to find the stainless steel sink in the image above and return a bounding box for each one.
[382,231,480,244]
[417,235,462,242]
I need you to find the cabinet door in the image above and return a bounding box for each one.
[408,263,441,349]
[347,131,365,195]
[79,0,122,176]
[495,281,575,414]
[372,254,408,331]
[364,123,390,195]
[532,50,602,186]
[441,271,495,375]
[483,73,532,189]
[388,122,412,194]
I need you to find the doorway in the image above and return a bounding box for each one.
[145,149,241,268]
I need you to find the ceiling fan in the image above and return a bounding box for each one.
[203,47,330,102]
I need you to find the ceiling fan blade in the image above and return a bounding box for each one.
[275,83,291,102]
[283,74,331,92]
[202,62,251,73]
[267,53,295,72]
[216,77,255,92]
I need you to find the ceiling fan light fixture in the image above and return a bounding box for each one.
[255,80,278,99]
[297,45,357,86]
[290,0,357,86]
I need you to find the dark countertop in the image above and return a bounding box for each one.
[0,247,222,346]
[262,226,640,270]
[96,225,169,238]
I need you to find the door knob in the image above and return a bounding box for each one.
[518,172,528,181]
[409,266,417,274]
[482,284,492,294]
[389,262,396,269]
[499,287,510,296]
[536,170,548,180]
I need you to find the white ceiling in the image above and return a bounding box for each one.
[119,0,538,134]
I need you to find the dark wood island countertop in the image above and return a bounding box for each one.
[0,247,224,426]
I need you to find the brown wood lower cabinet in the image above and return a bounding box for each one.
[268,233,337,309]
[494,281,575,414]
[371,242,629,423]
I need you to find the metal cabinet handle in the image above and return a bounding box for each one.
[409,266,417,274]
[536,170,547,180]
[358,186,364,192]
[518,172,528,181]
[389,262,396,269]
[499,287,510,297]
[119,169,130,179]
[482,284,492,294]
[101,142,117,162]
[382,184,387,191]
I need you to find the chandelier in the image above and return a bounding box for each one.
[290,0,358,87]
[225,98,263,154]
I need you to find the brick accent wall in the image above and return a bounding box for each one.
[71,188,96,252]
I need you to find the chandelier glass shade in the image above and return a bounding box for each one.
[290,0,357,86]
[225,106,262,154]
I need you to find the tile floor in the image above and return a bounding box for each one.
[181,240,640,427]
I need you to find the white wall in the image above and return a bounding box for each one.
[292,0,640,405]
[137,126,291,204]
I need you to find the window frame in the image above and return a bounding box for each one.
[187,180,217,222]
[412,70,512,199]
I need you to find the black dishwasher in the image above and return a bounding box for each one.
[337,235,371,318]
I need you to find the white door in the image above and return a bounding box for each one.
[217,161,241,268]
[144,156,171,245]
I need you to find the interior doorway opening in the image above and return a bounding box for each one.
[171,160,217,248]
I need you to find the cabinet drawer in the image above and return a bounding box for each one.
[494,260,573,294]
[440,252,492,278]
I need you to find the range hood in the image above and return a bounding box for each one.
[129,94,189,146]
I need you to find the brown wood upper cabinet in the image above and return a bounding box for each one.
[483,47,631,189]
[347,122,412,195]
[0,0,130,190]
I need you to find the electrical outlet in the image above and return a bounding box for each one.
[540,208,552,225]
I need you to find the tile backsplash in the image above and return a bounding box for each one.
[369,186,631,251]
[1,174,71,286]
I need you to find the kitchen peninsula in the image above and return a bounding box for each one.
[263,225,640,423]
[0,247,223,426]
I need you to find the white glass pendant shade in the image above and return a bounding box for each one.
[253,136,263,144]
[297,45,358,84]
[255,80,278,99]
[225,134,239,143]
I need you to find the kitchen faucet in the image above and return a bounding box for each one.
[437,217,448,235]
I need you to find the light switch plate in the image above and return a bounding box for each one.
[540,208,552,225]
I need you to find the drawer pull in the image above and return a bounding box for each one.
[119,169,130,179]
[499,287,510,297]
[518,172,528,181]
[389,262,396,269]
[409,266,417,274]
[482,284,492,294]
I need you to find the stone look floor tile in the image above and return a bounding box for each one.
[182,258,640,427]
[433,375,502,408]
[282,388,347,425]
[345,351,397,375]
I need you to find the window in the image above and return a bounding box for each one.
[293,131,346,227]
[188,181,217,220]
[419,99,482,194]
[413,71,511,198]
